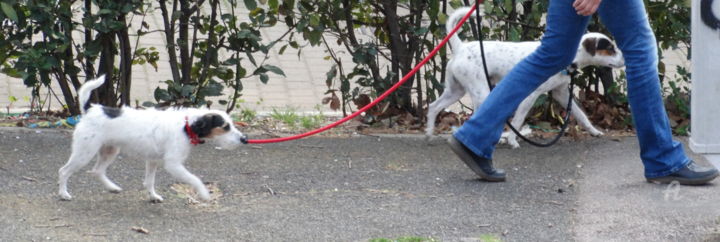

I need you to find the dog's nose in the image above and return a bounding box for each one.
[240,134,249,144]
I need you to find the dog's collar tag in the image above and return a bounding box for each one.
[185,116,204,145]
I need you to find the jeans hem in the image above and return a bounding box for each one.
[644,158,691,178]
[453,131,492,160]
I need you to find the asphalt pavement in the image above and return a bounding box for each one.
[1,127,719,241]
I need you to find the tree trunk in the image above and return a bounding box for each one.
[84,0,95,81]
[159,0,181,83]
[55,64,80,115]
[97,32,117,106]
[462,0,479,39]
[117,14,133,106]
[403,0,426,115]
[198,0,218,84]
[381,0,410,109]
[179,0,191,84]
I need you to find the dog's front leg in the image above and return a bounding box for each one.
[163,155,211,201]
[144,160,164,202]
[506,92,544,149]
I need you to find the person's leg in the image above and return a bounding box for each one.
[598,0,717,184]
[597,0,687,177]
[454,0,590,159]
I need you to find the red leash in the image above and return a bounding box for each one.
[247,4,480,144]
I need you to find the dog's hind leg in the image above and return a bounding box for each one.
[163,154,210,201]
[426,73,466,138]
[466,84,490,112]
[143,161,163,202]
[551,85,604,136]
[58,135,102,200]
[90,145,123,193]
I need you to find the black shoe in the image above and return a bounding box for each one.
[646,160,719,185]
[448,136,506,182]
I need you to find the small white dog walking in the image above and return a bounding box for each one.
[58,75,248,202]
[426,7,625,148]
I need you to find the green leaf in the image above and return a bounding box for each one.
[180,85,195,97]
[154,87,171,101]
[244,0,258,10]
[40,56,60,70]
[309,15,320,26]
[262,64,285,76]
[199,82,223,97]
[289,41,299,49]
[245,49,257,66]
[97,9,114,15]
[236,65,247,78]
[268,0,279,12]
[1,2,18,22]
[259,73,268,84]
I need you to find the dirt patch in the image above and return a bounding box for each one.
[170,182,223,209]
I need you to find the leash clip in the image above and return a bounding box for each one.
[565,63,579,76]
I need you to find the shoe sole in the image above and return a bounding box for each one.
[646,172,719,185]
[448,137,506,182]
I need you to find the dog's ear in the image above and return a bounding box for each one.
[190,114,227,138]
[582,37,597,56]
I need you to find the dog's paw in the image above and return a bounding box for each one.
[59,191,73,201]
[508,140,521,149]
[589,129,604,137]
[198,189,211,201]
[107,185,123,193]
[498,137,508,144]
[149,196,164,203]
[424,134,438,143]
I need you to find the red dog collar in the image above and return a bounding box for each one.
[185,116,204,145]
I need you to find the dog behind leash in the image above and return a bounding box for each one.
[58,75,248,202]
[426,6,625,148]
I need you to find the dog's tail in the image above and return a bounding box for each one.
[446,6,484,52]
[78,75,105,114]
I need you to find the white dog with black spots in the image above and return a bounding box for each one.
[58,75,248,202]
[426,6,626,148]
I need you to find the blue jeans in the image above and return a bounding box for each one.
[453,0,689,178]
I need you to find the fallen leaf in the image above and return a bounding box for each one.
[21,176,37,182]
[330,93,341,111]
[131,226,149,234]
[353,94,372,110]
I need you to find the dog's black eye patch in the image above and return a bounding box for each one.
[210,114,226,128]
[102,106,122,119]
[189,114,228,138]
[596,38,613,51]
[582,37,597,56]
